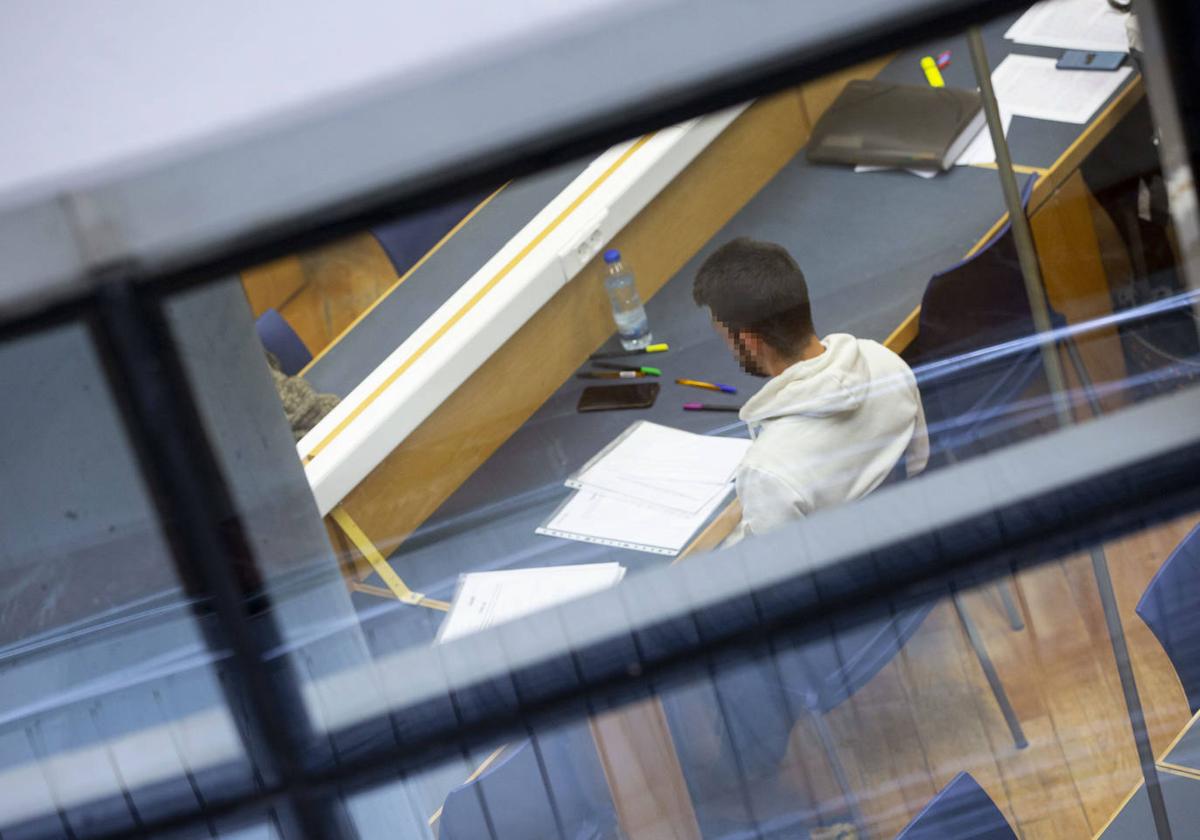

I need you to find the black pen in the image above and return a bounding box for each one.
[682,402,742,412]
[592,362,661,375]
[577,371,645,379]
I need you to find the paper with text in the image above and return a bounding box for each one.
[567,421,750,514]
[538,485,733,555]
[990,54,1131,124]
[438,563,626,642]
[1005,0,1130,54]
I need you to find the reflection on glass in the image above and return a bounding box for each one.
[4,0,1200,837]
[0,323,253,837]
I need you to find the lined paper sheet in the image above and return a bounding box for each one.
[990,54,1132,124]
[438,563,626,642]
[538,486,733,556]
[566,421,750,514]
[1005,0,1130,54]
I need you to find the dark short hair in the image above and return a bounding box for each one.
[692,238,814,353]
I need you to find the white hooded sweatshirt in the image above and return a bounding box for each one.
[726,333,928,546]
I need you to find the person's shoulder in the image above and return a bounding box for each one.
[839,334,914,374]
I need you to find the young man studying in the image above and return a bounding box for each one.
[693,237,929,545]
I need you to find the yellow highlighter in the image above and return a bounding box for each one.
[921,56,945,88]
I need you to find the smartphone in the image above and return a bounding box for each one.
[577,383,660,412]
[1056,50,1126,71]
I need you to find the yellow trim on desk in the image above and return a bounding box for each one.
[1091,772,1146,840]
[299,184,508,377]
[427,745,509,826]
[1092,704,1200,840]
[1154,706,1200,781]
[969,162,1050,176]
[883,306,921,353]
[1029,76,1144,217]
[1092,764,1200,839]
[1158,762,1200,781]
[303,134,657,463]
[330,506,449,611]
[1158,706,1200,762]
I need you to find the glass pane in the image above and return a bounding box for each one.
[136,0,1200,835]
[329,506,1200,839]
[0,322,259,837]
[218,0,1195,676]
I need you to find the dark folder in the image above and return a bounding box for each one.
[807,79,985,171]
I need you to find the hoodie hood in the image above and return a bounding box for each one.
[740,333,871,425]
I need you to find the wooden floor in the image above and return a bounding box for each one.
[772,512,1199,839]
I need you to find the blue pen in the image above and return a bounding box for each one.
[676,378,737,394]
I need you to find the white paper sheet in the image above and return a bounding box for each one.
[1005,0,1130,53]
[954,108,1014,166]
[567,422,750,514]
[438,562,626,642]
[853,164,940,179]
[537,485,733,555]
[989,54,1132,124]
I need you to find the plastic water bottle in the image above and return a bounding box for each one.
[602,249,652,350]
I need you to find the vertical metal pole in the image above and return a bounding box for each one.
[952,593,1028,749]
[88,281,354,840]
[968,28,1174,840]
[1133,0,1200,332]
[1092,548,1174,839]
[966,27,1074,428]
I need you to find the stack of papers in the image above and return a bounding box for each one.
[438,563,625,642]
[537,421,751,555]
[991,54,1132,125]
[1005,0,1131,54]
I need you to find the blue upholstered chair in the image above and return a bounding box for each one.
[372,195,482,277]
[661,583,936,839]
[254,308,311,376]
[1136,523,1200,713]
[904,176,1063,469]
[894,773,1016,840]
[438,726,620,840]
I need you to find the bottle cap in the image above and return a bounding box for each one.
[603,249,621,264]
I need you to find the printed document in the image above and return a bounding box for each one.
[1005,0,1130,54]
[438,562,625,642]
[990,54,1131,124]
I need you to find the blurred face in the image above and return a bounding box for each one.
[713,317,770,378]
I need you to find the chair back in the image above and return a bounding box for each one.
[895,772,1016,839]
[904,177,1065,465]
[372,195,482,277]
[438,726,619,840]
[661,593,934,838]
[255,308,311,375]
[1136,523,1200,713]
